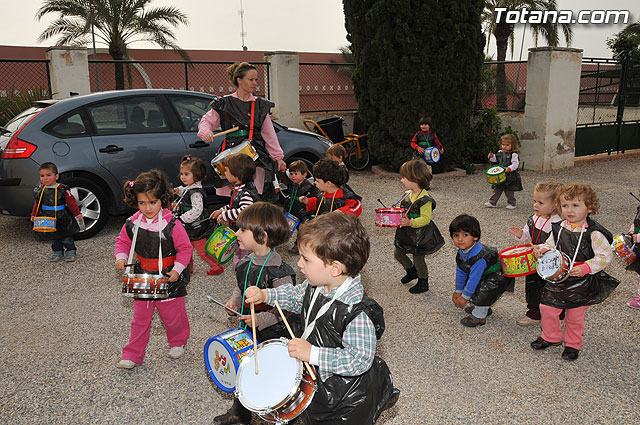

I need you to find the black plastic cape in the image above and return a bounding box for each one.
[175,187,214,241]
[540,218,620,309]
[456,244,514,306]
[33,184,79,238]
[291,284,399,424]
[394,192,445,255]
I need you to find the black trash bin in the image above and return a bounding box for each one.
[317,117,344,143]
[353,112,369,135]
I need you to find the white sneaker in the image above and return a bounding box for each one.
[484,202,496,208]
[116,359,140,369]
[169,345,185,359]
[506,204,517,210]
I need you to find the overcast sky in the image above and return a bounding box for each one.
[2,0,638,59]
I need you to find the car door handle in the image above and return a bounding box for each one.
[99,145,124,153]
[189,141,209,148]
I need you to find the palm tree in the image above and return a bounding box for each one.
[36,0,190,90]
[483,0,572,110]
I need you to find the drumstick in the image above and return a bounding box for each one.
[206,295,241,316]
[377,199,387,208]
[274,300,317,381]
[250,303,259,374]
[630,192,640,203]
[209,126,240,140]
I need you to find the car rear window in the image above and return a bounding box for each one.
[47,112,88,137]
[4,106,45,133]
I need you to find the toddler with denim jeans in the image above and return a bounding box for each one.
[30,162,83,262]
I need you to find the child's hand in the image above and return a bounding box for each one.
[418,147,425,154]
[201,132,214,142]
[299,196,309,205]
[569,266,585,278]
[225,300,238,316]
[210,209,221,219]
[115,259,126,271]
[508,226,523,239]
[166,270,179,282]
[532,245,546,259]
[439,147,444,154]
[454,294,467,308]
[452,292,461,306]
[287,338,311,363]
[399,217,412,227]
[76,214,83,223]
[240,314,258,327]
[173,187,180,195]
[488,152,495,160]
[30,216,34,222]
[505,167,511,172]
[277,159,287,172]
[216,215,226,225]
[244,286,267,304]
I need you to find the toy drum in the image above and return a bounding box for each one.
[486,166,506,185]
[537,248,571,283]
[205,226,238,264]
[236,338,316,423]
[611,234,637,265]
[211,140,258,178]
[375,207,406,227]
[423,146,441,164]
[499,245,537,277]
[121,273,169,299]
[285,212,300,234]
[204,328,254,392]
[33,216,57,232]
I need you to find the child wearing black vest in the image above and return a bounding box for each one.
[485,134,523,209]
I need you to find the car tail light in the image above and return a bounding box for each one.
[2,111,41,159]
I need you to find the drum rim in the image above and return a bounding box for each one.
[498,244,534,257]
[204,328,253,393]
[536,248,570,282]
[486,166,505,175]
[236,338,303,412]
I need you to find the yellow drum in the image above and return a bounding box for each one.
[486,166,506,185]
[205,226,238,264]
[33,216,57,232]
[211,140,258,178]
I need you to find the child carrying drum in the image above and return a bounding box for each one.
[214,202,296,425]
[484,134,522,209]
[299,158,362,217]
[280,160,319,254]
[173,156,222,275]
[394,160,444,294]
[410,116,444,170]
[115,170,192,369]
[450,214,514,327]
[531,184,619,361]
[326,144,349,182]
[623,192,640,309]
[244,212,399,425]
[508,182,563,325]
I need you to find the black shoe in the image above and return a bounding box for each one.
[400,266,418,284]
[464,306,492,316]
[460,315,486,327]
[409,278,429,294]
[561,347,580,361]
[213,412,251,425]
[530,337,562,350]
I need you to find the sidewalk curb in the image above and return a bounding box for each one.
[574,148,640,166]
[371,165,475,179]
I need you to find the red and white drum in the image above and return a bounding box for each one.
[499,245,537,277]
[121,273,169,299]
[375,208,406,227]
[537,248,571,283]
[611,234,637,265]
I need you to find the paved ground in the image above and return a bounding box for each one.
[1,156,638,424]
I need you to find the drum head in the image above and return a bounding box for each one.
[430,148,441,163]
[537,250,566,280]
[487,166,504,175]
[237,340,300,411]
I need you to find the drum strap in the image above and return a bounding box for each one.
[554,223,586,270]
[240,249,274,319]
[125,211,164,275]
[288,185,298,213]
[301,276,355,340]
[391,191,410,208]
[249,100,255,141]
[315,191,338,216]
[532,216,551,244]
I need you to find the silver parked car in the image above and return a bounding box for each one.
[0,89,332,238]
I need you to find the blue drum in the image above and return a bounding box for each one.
[204,327,254,392]
[423,146,441,164]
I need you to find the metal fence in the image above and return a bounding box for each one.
[0,59,52,99]
[577,57,621,126]
[87,60,270,98]
[299,62,357,113]
[475,61,527,112]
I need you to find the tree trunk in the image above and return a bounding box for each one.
[109,42,126,90]
[494,23,512,111]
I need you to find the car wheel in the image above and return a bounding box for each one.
[61,177,109,239]
[347,144,371,170]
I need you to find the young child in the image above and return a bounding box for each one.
[450,214,514,327]
[326,143,349,181]
[508,182,563,325]
[173,156,222,275]
[485,134,523,209]
[244,212,399,425]
[625,195,640,309]
[214,202,296,425]
[299,158,362,217]
[281,160,320,254]
[114,170,192,369]
[410,116,444,167]
[30,162,83,262]
[394,160,445,294]
[210,153,260,230]
[531,184,619,361]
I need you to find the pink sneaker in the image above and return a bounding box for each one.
[627,296,640,310]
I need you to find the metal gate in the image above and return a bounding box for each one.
[576,57,640,156]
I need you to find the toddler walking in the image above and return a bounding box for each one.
[485,134,522,209]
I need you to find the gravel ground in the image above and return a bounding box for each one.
[1,156,639,424]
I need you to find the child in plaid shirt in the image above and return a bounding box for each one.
[531,184,619,361]
[245,212,398,424]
